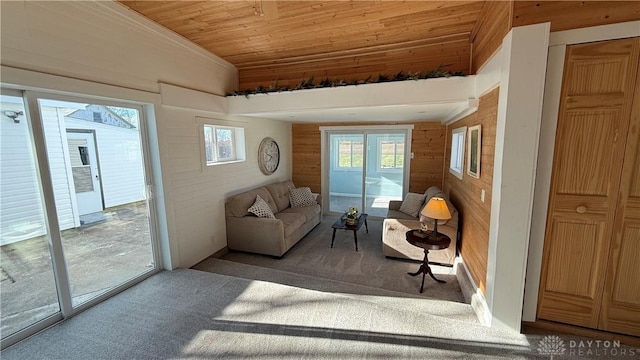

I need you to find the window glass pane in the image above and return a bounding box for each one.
[351,141,363,167]
[204,126,214,163]
[380,141,395,168]
[215,128,234,160]
[396,142,404,167]
[37,98,155,308]
[1,94,60,338]
[338,141,352,167]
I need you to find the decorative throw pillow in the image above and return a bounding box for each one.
[289,187,317,208]
[399,192,427,217]
[247,195,275,219]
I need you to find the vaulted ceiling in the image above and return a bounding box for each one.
[117,1,640,91]
[118,1,485,89]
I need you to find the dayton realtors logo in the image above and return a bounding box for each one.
[537,335,566,359]
[537,335,638,359]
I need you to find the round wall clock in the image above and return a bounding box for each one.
[258,137,280,175]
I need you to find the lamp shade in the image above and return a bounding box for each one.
[421,197,451,220]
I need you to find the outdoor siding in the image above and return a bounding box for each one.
[42,107,77,231]
[0,101,47,245]
[65,118,146,208]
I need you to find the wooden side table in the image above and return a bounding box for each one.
[405,230,451,293]
[331,214,368,251]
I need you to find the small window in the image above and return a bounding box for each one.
[449,126,467,179]
[378,139,404,170]
[204,125,245,165]
[337,140,363,168]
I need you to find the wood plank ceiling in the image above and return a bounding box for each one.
[118,1,484,89]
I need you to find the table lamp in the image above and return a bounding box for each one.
[420,197,452,238]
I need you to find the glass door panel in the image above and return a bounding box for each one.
[329,134,364,214]
[36,98,155,307]
[364,133,405,217]
[0,94,60,338]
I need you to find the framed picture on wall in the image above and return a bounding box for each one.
[467,125,481,178]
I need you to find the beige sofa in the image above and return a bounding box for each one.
[225,180,322,258]
[382,186,459,265]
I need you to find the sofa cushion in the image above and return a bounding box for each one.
[247,195,276,219]
[281,204,321,222]
[387,209,418,221]
[266,181,293,213]
[226,187,277,217]
[289,187,317,208]
[398,192,426,217]
[275,212,306,238]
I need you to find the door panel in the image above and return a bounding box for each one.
[538,37,640,329]
[555,110,621,196]
[0,94,60,339]
[599,54,640,336]
[67,132,102,215]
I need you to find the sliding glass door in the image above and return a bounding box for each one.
[0,90,159,347]
[0,93,61,338]
[327,128,409,218]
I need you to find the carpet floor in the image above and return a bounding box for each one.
[201,217,465,304]
[4,269,638,359]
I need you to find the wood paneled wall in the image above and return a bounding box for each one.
[443,87,499,294]
[291,123,322,193]
[471,1,640,73]
[240,39,470,90]
[291,121,446,195]
[512,1,640,32]
[470,1,513,74]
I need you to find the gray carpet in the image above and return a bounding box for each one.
[205,217,466,304]
[4,269,638,359]
[2,269,532,359]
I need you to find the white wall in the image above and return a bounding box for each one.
[0,0,290,269]
[0,1,236,96]
[156,103,291,268]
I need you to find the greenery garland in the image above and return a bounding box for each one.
[226,64,465,97]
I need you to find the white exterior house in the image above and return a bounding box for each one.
[0,100,146,245]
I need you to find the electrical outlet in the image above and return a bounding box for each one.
[481,189,485,203]
[411,152,415,159]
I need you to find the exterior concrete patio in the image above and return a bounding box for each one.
[0,201,154,338]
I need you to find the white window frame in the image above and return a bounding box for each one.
[449,126,467,180]
[334,138,364,170]
[377,138,405,171]
[204,124,244,166]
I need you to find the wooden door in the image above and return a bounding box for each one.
[538,38,640,329]
[599,62,640,336]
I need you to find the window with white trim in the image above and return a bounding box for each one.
[378,139,404,170]
[449,126,466,179]
[204,125,245,165]
[337,140,364,168]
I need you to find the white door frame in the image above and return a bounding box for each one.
[319,125,414,217]
[0,89,161,350]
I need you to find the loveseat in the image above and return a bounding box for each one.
[382,186,459,265]
[225,180,322,257]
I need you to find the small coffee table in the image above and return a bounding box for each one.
[330,214,368,251]
[405,230,451,293]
